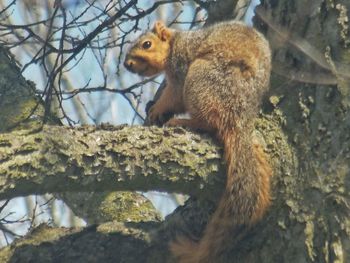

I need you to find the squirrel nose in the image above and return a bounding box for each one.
[124,58,134,71]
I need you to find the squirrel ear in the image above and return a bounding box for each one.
[152,21,171,41]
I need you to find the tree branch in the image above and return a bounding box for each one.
[0,125,225,200]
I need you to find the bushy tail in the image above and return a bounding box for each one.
[170,128,272,263]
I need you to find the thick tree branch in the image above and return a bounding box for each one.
[0,222,163,263]
[0,125,225,200]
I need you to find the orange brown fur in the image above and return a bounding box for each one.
[125,21,272,263]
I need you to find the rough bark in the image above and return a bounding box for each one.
[0,119,288,263]
[244,0,350,262]
[0,222,161,263]
[0,124,224,200]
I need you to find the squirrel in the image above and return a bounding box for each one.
[124,20,272,263]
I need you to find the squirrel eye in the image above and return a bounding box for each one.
[142,41,152,49]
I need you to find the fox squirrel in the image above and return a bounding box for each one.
[124,21,272,263]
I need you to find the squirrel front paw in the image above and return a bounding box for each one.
[148,103,172,126]
[148,105,163,125]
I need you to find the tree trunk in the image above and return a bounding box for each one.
[243,0,350,262]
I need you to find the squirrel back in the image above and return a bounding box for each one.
[125,21,272,263]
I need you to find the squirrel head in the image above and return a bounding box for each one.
[124,21,174,76]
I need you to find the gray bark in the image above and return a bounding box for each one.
[0,124,225,200]
[247,0,350,262]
